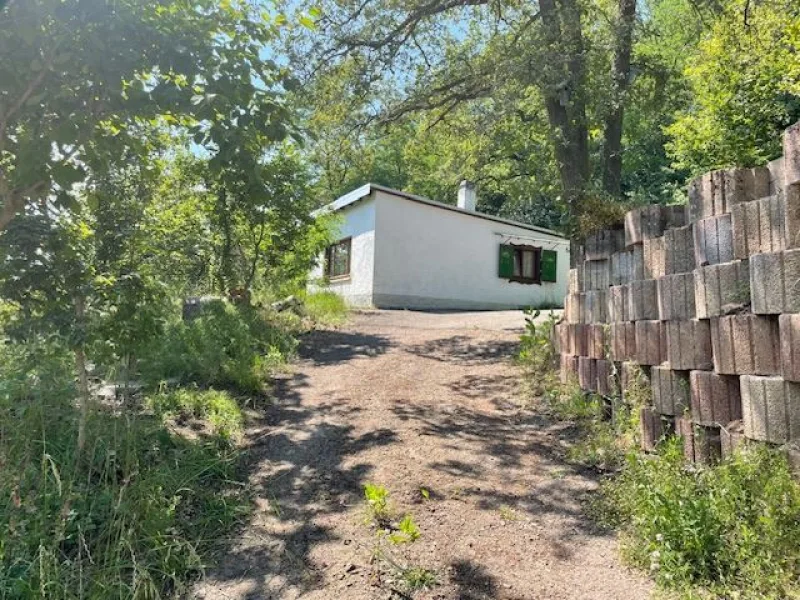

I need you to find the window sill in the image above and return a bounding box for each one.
[328,275,352,284]
[507,277,541,285]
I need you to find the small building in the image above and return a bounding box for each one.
[310,182,570,310]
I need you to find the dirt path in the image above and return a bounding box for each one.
[195,310,652,600]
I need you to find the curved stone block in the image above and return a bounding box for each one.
[665,320,712,371]
[710,315,780,376]
[694,260,750,319]
[657,273,696,321]
[741,375,800,444]
[651,366,690,416]
[689,370,742,426]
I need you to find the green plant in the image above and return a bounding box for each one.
[597,440,800,598]
[140,301,297,394]
[147,387,245,442]
[400,566,438,591]
[303,290,348,327]
[388,514,421,544]
[364,482,392,525]
[0,342,249,598]
[498,505,520,522]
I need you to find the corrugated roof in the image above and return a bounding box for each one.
[317,183,567,239]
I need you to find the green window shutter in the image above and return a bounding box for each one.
[540,249,558,282]
[499,245,514,278]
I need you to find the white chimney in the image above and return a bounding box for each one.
[457,180,476,211]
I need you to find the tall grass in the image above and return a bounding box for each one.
[303,290,348,327]
[0,341,250,599]
[598,440,800,599]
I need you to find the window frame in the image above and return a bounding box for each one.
[509,243,542,284]
[324,236,352,280]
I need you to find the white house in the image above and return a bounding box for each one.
[310,182,570,310]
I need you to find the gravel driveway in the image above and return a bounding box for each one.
[196,309,651,600]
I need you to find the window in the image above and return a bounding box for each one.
[325,237,351,279]
[498,244,558,284]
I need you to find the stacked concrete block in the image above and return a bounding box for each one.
[663,225,696,275]
[710,314,781,375]
[768,157,785,197]
[610,246,645,285]
[688,168,769,222]
[568,268,583,294]
[785,120,800,186]
[741,375,800,443]
[694,426,723,465]
[628,279,659,321]
[640,406,665,451]
[564,293,583,324]
[651,366,690,416]
[561,354,579,383]
[676,416,697,462]
[609,322,637,362]
[731,194,785,259]
[689,370,742,426]
[665,320,713,371]
[643,237,666,279]
[694,213,734,266]
[596,359,614,396]
[779,314,800,382]
[587,324,606,360]
[657,273,696,321]
[720,420,746,459]
[570,241,585,268]
[607,285,630,323]
[585,228,625,261]
[694,260,751,319]
[578,356,597,392]
[566,323,588,357]
[624,205,686,247]
[583,259,611,291]
[750,248,800,314]
[584,290,609,324]
[785,183,800,249]
[635,320,665,366]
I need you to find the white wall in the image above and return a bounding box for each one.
[372,190,569,309]
[309,197,376,307]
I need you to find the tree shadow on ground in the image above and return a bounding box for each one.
[405,335,519,366]
[390,399,605,537]
[298,329,391,365]
[199,370,398,598]
[449,559,498,600]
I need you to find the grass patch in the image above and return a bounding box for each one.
[147,387,245,442]
[303,290,348,328]
[140,300,297,394]
[596,440,800,599]
[0,341,250,598]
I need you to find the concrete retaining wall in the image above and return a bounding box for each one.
[558,119,800,465]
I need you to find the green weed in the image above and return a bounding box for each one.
[597,440,800,598]
[147,387,245,442]
[364,482,392,525]
[387,514,421,544]
[0,341,249,598]
[303,290,348,327]
[400,566,438,590]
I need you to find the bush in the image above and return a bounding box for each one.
[599,440,800,598]
[0,342,249,599]
[140,300,298,394]
[303,290,348,327]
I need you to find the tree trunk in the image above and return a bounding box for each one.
[216,187,234,293]
[602,0,636,198]
[74,296,91,454]
[538,0,590,236]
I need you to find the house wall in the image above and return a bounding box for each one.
[308,197,376,307]
[371,190,570,309]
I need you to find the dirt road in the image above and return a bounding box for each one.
[196,310,651,600]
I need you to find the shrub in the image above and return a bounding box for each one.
[140,300,297,394]
[303,290,348,327]
[599,440,800,598]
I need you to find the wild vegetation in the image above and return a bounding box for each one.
[2,0,800,597]
[518,325,800,599]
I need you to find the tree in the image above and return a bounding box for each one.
[0,0,299,231]
[666,0,800,174]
